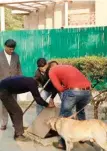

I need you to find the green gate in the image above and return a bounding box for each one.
[0,27,107,76]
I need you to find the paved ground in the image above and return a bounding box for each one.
[0,104,103,151]
[0,106,57,151]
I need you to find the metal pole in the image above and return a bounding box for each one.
[23,79,50,115]
[65,1,68,27]
[0,7,5,31]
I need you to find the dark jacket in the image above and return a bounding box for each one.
[0,51,22,80]
[34,69,57,99]
[0,76,48,107]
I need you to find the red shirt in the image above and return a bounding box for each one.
[49,65,91,92]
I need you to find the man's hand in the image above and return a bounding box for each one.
[47,98,55,108]
[49,98,54,106]
[48,103,55,108]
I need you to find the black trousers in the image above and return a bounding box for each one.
[0,89,24,136]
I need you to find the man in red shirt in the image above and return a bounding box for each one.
[48,64,91,150]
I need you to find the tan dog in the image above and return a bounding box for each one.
[47,117,107,151]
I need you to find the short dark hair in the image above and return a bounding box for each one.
[48,61,58,65]
[46,61,58,77]
[37,58,47,67]
[4,39,16,48]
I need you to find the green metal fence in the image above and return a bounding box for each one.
[0,27,107,76]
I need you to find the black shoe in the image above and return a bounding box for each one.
[53,142,66,150]
[14,135,30,142]
[45,129,59,138]
[79,141,85,144]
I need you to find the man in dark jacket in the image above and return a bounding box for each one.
[35,58,58,115]
[0,76,54,141]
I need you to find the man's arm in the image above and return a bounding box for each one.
[49,71,65,92]
[29,79,49,107]
[50,88,58,99]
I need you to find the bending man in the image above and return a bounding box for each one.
[0,76,54,142]
[48,64,91,150]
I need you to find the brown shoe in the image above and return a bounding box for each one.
[24,126,28,130]
[14,135,31,142]
[0,125,7,130]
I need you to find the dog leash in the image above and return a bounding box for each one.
[69,89,107,119]
[23,79,50,115]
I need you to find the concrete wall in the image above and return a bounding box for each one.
[54,3,64,28]
[38,8,46,29]
[22,0,107,29]
[24,3,65,29]
[24,1,95,30]
[68,1,95,26]
[46,6,54,29]
[24,3,64,29]
[24,12,39,29]
[95,0,107,26]
[69,1,95,11]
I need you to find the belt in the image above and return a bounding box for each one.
[68,87,90,91]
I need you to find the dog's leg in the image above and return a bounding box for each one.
[100,143,107,151]
[96,142,107,151]
[101,149,105,151]
[65,139,73,151]
[94,133,107,151]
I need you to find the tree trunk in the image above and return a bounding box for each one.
[94,102,100,119]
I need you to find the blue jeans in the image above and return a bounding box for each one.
[59,89,91,146]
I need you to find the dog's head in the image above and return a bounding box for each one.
[47,117,58,131]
